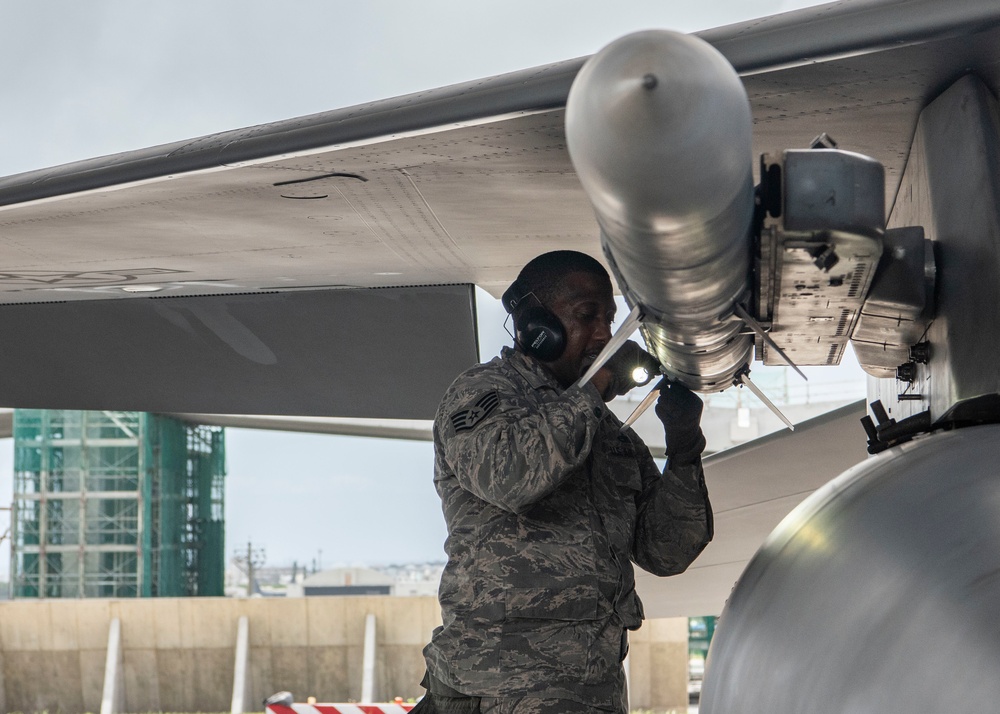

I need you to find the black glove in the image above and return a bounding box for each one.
[654,380,706,465]
[603,340,661,398]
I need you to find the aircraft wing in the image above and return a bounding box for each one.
[2,0,998,419]
[637,400,869,617]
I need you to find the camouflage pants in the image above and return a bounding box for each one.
[417,689,626,714]
[418,670,628,714]
[419,695,623,714]
[478,695,626,713]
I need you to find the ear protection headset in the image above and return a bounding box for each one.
[501,279,566,362]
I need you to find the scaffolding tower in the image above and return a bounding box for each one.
[10,410,225,598]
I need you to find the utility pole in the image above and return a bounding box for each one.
[0,505,10,544]
[1,505,11,600]
[233,541,265,597]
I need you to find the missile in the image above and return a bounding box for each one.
[566,30,755,392]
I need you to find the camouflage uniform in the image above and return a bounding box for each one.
[423,347,713,712]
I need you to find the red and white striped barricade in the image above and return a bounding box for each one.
[267,703,415,714]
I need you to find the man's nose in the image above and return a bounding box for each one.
[594,320,613,342]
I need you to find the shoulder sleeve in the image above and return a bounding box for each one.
[435,365,606,514]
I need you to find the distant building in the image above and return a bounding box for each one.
[10,410,225,598]
[297,567,395,596]
[382,561,444,597]
[392,579,440,597]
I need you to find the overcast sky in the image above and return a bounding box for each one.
[0,0,842,577]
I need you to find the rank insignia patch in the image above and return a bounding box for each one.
[451,391,500,433]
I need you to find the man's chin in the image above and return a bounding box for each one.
[579,353,602,377]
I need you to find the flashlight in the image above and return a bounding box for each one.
[631,348,662,387]
[631,365,653,386]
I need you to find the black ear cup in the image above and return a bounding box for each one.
[501,282,520,314]
[516,305,566,362]
[503,277,567,361]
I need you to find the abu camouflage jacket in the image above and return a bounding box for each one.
[423,348,713,707]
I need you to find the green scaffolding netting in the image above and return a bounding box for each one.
[10,410,225,598]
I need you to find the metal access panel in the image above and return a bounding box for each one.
[757,149,885,366]
[0,285,478,419]
[851,226,936,378]
[874,74,1000,421]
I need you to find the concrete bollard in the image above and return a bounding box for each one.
[231,615,251,714]
[361,613,377,702]
[100,618,124,714]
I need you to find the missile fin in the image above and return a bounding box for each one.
[737,369,795,431]
[619,377,668,433]
[733,303,808,382]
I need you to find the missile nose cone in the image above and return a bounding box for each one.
[566,29,752,233]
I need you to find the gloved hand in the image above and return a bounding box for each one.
[654,380,706,466]
[598,340,661,400]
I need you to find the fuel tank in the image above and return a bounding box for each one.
[566,30,755,391]
[701,424,1000,712]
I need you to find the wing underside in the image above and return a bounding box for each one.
[1,3,998,418]
[0,2,997,417]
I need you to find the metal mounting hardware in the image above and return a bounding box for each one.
[810,133,838,149]
[909,341,931,364]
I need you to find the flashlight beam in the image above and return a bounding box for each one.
[574,303,644,390]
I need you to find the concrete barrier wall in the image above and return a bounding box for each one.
[627,617,690,710]
[0,596,687,713]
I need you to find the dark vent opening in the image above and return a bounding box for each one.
[846,264,866,298]
[835,308,851,337]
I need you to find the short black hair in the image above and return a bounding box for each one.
[502,250,610,316]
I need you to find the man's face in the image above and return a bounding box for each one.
[542,271,616,387]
